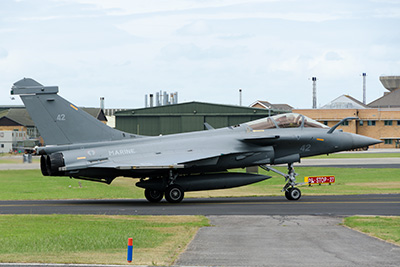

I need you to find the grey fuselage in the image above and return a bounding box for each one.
[10,78,381,189]
[39,124,375,181]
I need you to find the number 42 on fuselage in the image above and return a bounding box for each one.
[11,78,382,203]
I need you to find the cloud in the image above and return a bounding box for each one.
[177,20,210,36]
[0,48,8,59]
[325,51,343,61]
[158,43,247,61]
[218,33,253,40]
[0,0,399,109]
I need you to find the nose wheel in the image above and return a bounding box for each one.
[285,187,301,201]
[260,163,304,201]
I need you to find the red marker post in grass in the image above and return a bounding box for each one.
[127,238,133,263]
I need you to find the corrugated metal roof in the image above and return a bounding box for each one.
[249,100,293,111]
[82,108,107,122]
[115,101,286,136]
[116,101,275,116]
[0,109,35,126]
[321,95,369,109]
[368,88,400,108]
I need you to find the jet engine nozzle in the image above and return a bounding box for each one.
[40,153,65,176]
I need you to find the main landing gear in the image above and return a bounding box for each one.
[143,170,185,204]
[144,189,164,203]
[260,163,303,201]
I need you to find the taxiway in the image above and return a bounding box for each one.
[0,194,399,216]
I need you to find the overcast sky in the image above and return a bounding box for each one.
[0,0,399,109]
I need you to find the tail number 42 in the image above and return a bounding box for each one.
[56,114,66,121]
[300,144,311,152]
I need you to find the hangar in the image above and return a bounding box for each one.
[115,101,284,136]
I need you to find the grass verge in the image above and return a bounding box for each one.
[187,167,400,198]
[0,170,144,200]
[344,216,400,246]
[309,153,400,159]
[0,155,40,164]
[0,167,399,200]
[0,214,209,265]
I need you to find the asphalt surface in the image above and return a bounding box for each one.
[1,197,400,267]
[1,195,399,267]
[1,194,399,216]
[177,215,400,267]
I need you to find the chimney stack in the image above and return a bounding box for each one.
[312,77,317,109]
[149,94,154,107]
[239,88,242,106]
[362,73,367,104]
[100,97,105,111]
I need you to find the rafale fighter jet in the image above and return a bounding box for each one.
[11,78,381,203]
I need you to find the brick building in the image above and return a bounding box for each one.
[293,108,400,148]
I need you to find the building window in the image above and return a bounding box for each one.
[397,121,400,126]
[359,120,364,126]
[0,144,4,148]
[342,121,349,126]
[384,139,393,145]
[384,120,393,126]
[324,121,328,126]
[367,121,376,126]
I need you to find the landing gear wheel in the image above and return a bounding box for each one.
[285,187,301,201]
[285,189,292,200]
[165,185,184,203]
[144,189,164,203]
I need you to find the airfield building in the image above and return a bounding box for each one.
[0,107,107,148]
[294,76,400,149]
[115,101,286,136]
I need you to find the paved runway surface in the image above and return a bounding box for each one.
[177,215,400,267]
[1,196,399,267]
[1,194,399,216]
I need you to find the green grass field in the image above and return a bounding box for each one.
[344,216,400,246]
[0,170,144,200]
[0,214,209,265]
[310,153,400,159]
[250,166,400,196]
[0,155,40,164]
[0,167,399,200]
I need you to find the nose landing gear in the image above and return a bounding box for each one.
[285,187,301,201]
[260,163,304,201]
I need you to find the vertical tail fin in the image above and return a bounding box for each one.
[11,78,129,145]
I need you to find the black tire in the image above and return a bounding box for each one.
[285,189,292,200]
[144,189,164,203]
[286,187,301,201]
[165,185,184,203]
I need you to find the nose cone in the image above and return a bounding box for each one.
[351,134,382,149]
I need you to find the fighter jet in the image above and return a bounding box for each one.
[11,78,381,203]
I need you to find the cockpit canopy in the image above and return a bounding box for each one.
[245,113,329,130]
